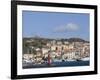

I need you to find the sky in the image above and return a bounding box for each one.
[22,11,90,41]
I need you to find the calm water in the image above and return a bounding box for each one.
[23,61,90,69]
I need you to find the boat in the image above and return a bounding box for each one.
[53,59,62,62]
[80,57,90,61]
[66,59,76,62]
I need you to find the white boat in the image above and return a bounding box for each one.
[23,59,33,63]
[81,57,90,61]
[66,59,76,61]
[53,59,62,62]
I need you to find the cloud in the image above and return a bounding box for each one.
[54,23,79,32]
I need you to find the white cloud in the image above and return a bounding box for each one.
[54,23,79,32]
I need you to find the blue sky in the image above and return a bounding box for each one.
[22,11,90,41]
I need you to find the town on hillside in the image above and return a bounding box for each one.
[22,37,90,67]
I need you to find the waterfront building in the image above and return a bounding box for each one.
[23,54,34,60]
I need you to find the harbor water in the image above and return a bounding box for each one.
[23,61,89,69]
